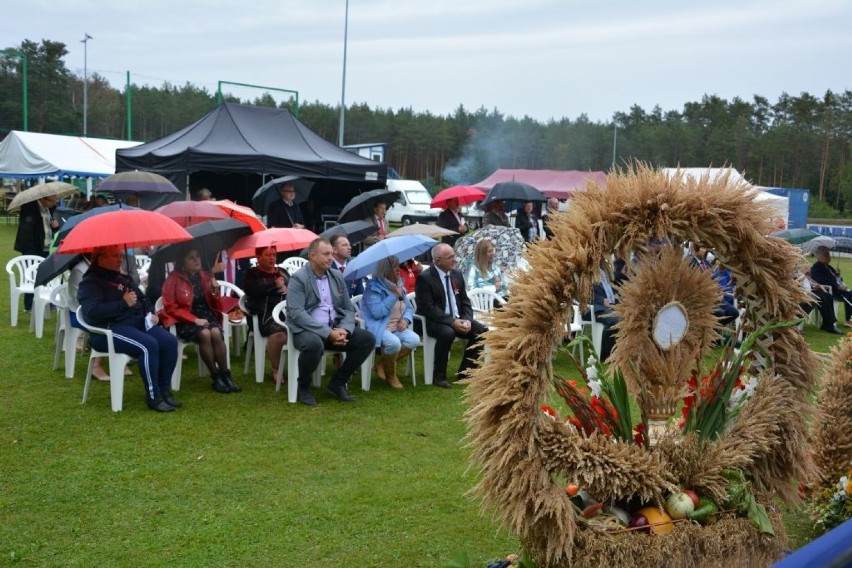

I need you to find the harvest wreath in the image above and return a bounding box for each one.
[465,164,817,567]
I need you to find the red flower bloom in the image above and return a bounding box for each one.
[540,405,557,419]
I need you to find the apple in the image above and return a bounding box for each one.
[683,489,700,510]
[665,492,695,520]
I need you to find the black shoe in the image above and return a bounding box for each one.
[297,388,317,407]
[146,397,175,412]
[222,371,242,393]
[327,382,356,402]
[162,392,183,408]
[821,326,844,335]
[212,373,231,393]
[434,379,452,389]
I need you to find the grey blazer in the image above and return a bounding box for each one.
[285,264,356,339]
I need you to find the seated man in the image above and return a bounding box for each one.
[690,245,740,327]
[285,238,375,406]
[810,245,851,332]
[330,234,364,297]
[588,263,619,361]
[415,243,487,388]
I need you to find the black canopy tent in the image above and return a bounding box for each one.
[115,103,387,220]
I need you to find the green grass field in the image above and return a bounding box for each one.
[0,222,844,566]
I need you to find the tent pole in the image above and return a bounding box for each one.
[186,174,191,201]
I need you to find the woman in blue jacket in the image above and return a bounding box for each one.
[362,256,420,389]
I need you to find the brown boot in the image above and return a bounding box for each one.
[396,347,412,379]
[383,354,403,389]
[375,353,386,381]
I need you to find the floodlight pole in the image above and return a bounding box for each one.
[338,0,349,146]
[612,123,617,170]
[2,49,28,131]
[81,33,93,136]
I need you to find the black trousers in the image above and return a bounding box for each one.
[292,327,375,388]
[426,319,486,381]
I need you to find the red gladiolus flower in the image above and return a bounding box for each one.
[540,405,557,418]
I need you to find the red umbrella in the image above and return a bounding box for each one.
[431,185,486,209]
[228,227,319,260]
[57,210,192,254]
[210,199,266,232]
[155,200,230,227]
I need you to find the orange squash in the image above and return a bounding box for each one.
[635,506,674,535]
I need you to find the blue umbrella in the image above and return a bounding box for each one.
[343,234,437,282]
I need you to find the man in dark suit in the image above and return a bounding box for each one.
[330,234,364,297]
[415,243,486,388]
[267,182,305,229]
[810,245,851,332]
[285,238,375,405]
[436,198,468,247]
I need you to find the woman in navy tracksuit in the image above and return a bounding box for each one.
[77,245,179,412]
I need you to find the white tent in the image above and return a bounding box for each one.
[0,131,140,179]
[661,167,789,230]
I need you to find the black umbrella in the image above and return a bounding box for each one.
[320,220,379,245]
[97,171,180,195]
[151,219,253,267]
[337,188,401,224]
[54,203,140,244]
[35,251,84,287]
[482,181,546,207]
[300,219,380,258]
[251,175,315,215]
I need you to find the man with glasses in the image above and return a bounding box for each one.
[267,181,305,229]
[414,243,486,388]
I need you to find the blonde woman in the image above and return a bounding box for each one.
[362,256,419,389]
[466,239,508,298]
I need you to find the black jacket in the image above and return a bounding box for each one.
[77,264,151,328]
[414,266,473,329]
[267,199,304,228]
[14,201,49,255]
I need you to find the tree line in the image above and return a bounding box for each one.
[2,39,851,213]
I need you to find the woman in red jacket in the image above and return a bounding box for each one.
[159,248,240,394]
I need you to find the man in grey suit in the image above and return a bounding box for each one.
[285,238,375,406]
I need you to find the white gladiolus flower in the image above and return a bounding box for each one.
[586,365,598,381]
[587,355,597,367]
[588,378,602,398]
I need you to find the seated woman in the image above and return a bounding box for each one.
[159,248,240,394]
[399,258,422,294]
[243,246,289,384]
[77,245,180,412]
[466,239,508,298]
[362,256,420,389]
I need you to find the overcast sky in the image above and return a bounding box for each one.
[4,0,851,123]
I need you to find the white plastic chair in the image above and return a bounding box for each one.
[30,266,62,339]
[217,280,246,359]
[272,301,342,402]
[280,257,309,274]
[468,287,507,323]
[241,295,269,383]
[76,306,133,412]
[51,284,85,379]
[578,302,604,359]
[154,297,205,391]
[410,293,463,386]
[6,254,43,326]
[351,293,419,392]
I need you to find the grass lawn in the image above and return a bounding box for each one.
[0,222,844,566]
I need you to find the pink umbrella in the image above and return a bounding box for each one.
[210,199,266,233]
[227,227,319,260]
[155,200,230,227]
[431,185,486,209]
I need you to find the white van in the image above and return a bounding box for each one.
[385,179,442,225]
